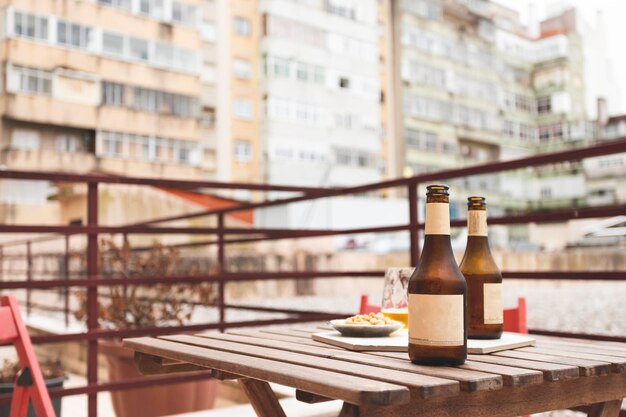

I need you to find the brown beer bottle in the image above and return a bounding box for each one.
[408,185,467,365]
[460,197,503,339]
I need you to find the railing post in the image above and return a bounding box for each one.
[64,234,70,327]
[408,182,420,267]
[26,241,32,315]
[122,233,129,300]
[217,213,225,332]
[86,182,99,417]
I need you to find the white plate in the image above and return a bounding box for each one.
[329,319,404,338]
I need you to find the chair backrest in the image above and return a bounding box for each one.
[503,297,528,334]
[0,306,19,343]
[1,296,56,417]
[358,295,381,315]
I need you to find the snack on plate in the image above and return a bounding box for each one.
[344,312,394,325]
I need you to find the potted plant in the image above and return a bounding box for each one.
[75,238,218,417]
[0,359,65,417]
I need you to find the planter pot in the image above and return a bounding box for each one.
[100,341,217,417]
[0,376,65,417]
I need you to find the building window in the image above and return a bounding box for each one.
[139,0,165,19]
[233,59,252,79]
[13,11,49,41]
[326,0,356,19]
[102,32,125,56]
[335,113,353,129]
[101,131,125,157]
[98,131,201,165]
[272,57,290,77]
[201,22,216,41]
[102,82,125,106]
[11,129,40,150]
[201,107,216,127]
[234,140,252,162]
[102,82,197,117]
[55,134,83,153]
[57,20,92,49]
[234,17,251,36]
[313,66,325,84]
[406,129,438,151]
[172,1,197,25]
[296,63,309,81]
[540,187,552,198]
[6,65,53,96]
[98,0,133,10]
[339,77,350,89]
[126,37,148,61]
[537,96,551,114]
[233,99,253,119]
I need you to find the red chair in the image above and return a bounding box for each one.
[358,295,381,314]
[0,295,56,417]
[503,297,527,334]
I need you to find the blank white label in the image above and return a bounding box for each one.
[483,283,503,324]
[409,294,464,346]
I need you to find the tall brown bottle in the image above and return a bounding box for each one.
[408,185,467,365]
[460,197,503,339]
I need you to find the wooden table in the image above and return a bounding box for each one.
[123,327,626,417]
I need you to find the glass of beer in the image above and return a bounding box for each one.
[381,268,411,328]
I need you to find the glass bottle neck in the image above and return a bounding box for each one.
[467,209,487,238]
[424,202,450,236]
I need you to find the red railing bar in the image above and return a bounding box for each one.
[2,270,625,290]
[0,270,386,289]
[121,138,626,226]
[1,203,624,241]
[222,304,349,317]
[0,170,332,194]
[502,271,626,280]
[14,297,348,317]
[86,182,99,417]
[3,314,344,345]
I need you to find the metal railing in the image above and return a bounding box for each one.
[0,138,625,417]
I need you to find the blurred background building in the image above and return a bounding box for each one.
[0,0,623,247]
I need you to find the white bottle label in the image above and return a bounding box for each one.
[468,210,488,236]
[425,203,450,235]
[483,283,503,324]
[409,294,464,346]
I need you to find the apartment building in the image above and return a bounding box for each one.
[259,0,383,189]
[0,0,218,224]
[391,0,600,219]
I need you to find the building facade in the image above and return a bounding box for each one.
[260,0,384,189]
[0,0,218,223]
[391,0,603,223]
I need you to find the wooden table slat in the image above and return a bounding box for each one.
[162,334,460,400]
[206,332,503,392]
[532,335,626,352]
[465,354,580,381]
[535,339,626,358]
[492,350,613,377]
[260,328,327,339]
[123,337,410,406]
[458,361,544,387]
[518,347,626,373]
[227,329,343,349]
